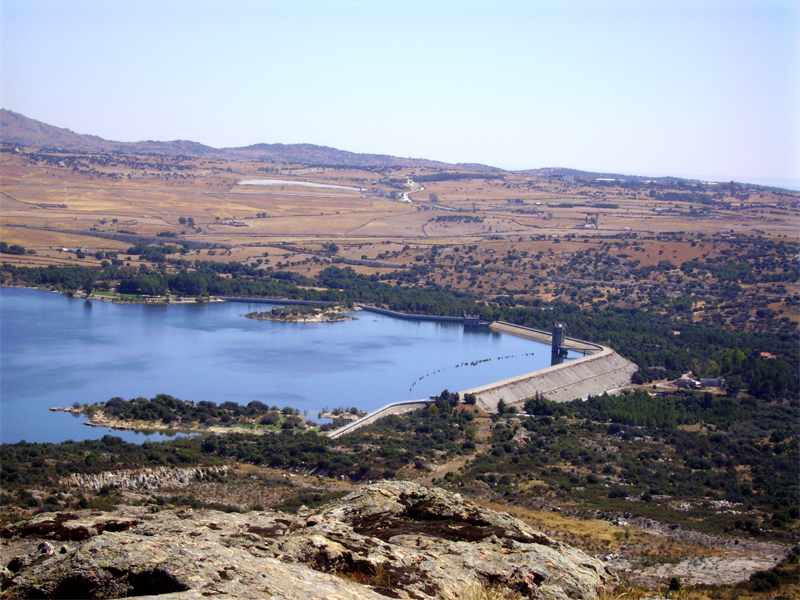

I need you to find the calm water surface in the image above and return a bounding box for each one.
[1,288,566,444]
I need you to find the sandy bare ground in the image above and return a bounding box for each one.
[603,516,789,587]
[624,551,785,587]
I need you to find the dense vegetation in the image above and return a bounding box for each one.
[92,394,307,429]
[0,241,28,255]
[518,390,799,513]
[373,391,798,538]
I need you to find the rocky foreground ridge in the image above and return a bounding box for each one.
[1,481,614,599]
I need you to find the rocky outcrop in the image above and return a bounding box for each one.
[1,481,615,600]
[60,466,229,492]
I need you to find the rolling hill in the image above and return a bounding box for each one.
[0,109,497,171]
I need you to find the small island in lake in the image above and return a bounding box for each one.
[245,304,355,323]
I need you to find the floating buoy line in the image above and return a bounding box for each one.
[409,352,535,392]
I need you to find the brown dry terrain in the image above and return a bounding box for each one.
[7,146,797,332]
[3,150,797,247]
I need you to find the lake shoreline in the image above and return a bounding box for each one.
[49,406,308,436]
[1,284,225,305]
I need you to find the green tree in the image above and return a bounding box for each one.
[0,242,26,255]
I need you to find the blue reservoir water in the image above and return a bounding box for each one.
[1,288,565,444]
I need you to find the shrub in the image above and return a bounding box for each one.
[608,486,628,499]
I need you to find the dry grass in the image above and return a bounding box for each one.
[333,561,396,589]
[601,580,800,600]
[3,150,796,248]
[440,580,524,600]
[476,500,632,552]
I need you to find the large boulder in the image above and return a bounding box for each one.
[1,481,615,599]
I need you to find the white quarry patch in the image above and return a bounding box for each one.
[238,179,366,191]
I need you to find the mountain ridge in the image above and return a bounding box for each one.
[0,109,500,172]
[1,108,765,186]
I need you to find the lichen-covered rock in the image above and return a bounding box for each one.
[0,481,615,599]
[318,480,555,545]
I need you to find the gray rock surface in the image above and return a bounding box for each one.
[1,481,615,599]
[61,465,229,491]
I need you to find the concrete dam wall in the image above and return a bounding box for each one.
[463,322,638,412]
[327,400,432,440]
[357,304,487,325]
[328,320,637,438]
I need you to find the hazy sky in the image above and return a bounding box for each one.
[2,1,799,184]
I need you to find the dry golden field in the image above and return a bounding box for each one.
[3,150,797,252]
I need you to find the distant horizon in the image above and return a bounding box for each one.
[1,1,797,186]
[625,169,800,191]
[660,174,800,192]
[3,105,798,193]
